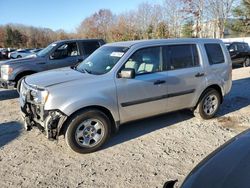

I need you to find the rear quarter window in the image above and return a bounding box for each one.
[204,44,225,65]
[243,43,250,50]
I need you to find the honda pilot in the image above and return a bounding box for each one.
[19,39,232,153]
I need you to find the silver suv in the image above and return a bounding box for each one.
[20,39,232,153]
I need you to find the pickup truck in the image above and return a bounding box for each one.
[0,39,105,91]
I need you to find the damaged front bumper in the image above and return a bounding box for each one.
[21,102,67,139]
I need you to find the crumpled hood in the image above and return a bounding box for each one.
[0,56,42,66]
[25,67,90,88]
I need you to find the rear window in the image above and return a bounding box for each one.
[204,44,225,65]
[82,41,100,56]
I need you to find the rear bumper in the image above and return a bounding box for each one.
[0,78,15,89]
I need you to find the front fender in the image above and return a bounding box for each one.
[10,65,41,81]
[44,82,120,123]
[60,96,120,122]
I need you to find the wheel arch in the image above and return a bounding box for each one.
[196,84,223,108]
[14,70,37,87]
[59,105,118,136]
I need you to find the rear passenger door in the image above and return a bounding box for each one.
[236,43,246,63]
[228,43,243,64]
[163,44,206,111]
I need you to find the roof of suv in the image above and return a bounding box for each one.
[105,38,223,48]
[55,38,105,44]
[224,42,248,44]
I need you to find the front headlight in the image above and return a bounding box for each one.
[30,89,49,104]
[20,80,27,101]
[1,65,13,80]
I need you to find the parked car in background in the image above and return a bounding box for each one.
[165,129,250,188]
[19,39,232,154]
[1,48,16,59]
[0,39,105,91]
[224,42,250,67]
[0,48,5,59]
[9,48,43,59]
[9,49,32,59]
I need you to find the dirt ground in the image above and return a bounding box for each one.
[0,67,250,188]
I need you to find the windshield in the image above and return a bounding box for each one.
[37,43,57,57]
[76,46,129,75]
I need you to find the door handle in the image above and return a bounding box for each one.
[154,80,166,85]
[37,62,46,64]
[195,73,205,77]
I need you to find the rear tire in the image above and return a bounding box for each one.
[65,109,111,154]
[17,55,22,58]
[194,89,221,119]
[243,57,250,67]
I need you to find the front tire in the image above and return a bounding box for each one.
[65,109,111,154]
[194,89,221,119]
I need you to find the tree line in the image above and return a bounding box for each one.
[0,0,249,48]
[0,24,74,48]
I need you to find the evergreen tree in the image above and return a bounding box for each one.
[182,20,194,38]
[230,0,250,36]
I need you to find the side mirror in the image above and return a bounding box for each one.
[50,52,56,60]
[120,68,135,79]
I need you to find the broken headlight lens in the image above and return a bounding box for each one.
[30,89,49,104]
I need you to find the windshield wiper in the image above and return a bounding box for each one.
[71,65,85,73]
[83,68,92,74]
[71,65,92,74]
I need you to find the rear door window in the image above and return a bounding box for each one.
[204,44,225,65]
[237,44,245,52]
[163,44,200,70]
[82,41,101,56]
[244,43,250,50]
[228,44,237,51]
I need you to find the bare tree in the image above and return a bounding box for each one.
[110,11,139,41]
[181,0,205,38]
[163,0,185,37]
[207,0,235,38]
[77,9,114,41]
[136,2,154,39]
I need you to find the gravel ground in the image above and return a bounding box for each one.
[0,67,250,188]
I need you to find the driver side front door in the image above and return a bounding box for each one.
[115,46,168,123]
[48,42,81,69]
